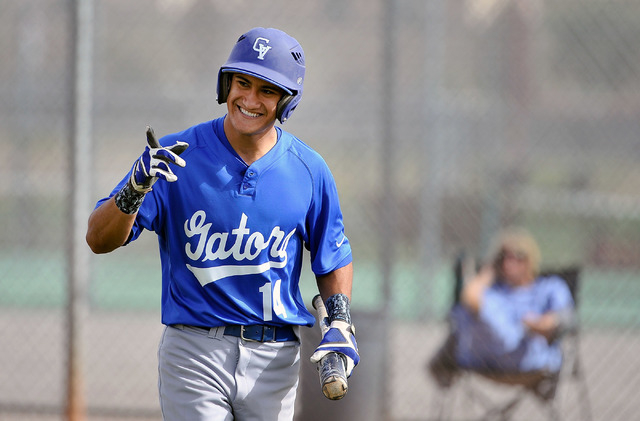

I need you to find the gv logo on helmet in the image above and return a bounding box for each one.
[253,37,272,60]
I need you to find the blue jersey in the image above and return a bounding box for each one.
[96,117,352,328]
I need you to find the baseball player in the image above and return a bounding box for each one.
[86,27,359,420]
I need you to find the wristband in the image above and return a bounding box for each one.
[114,182,146,215]
[326,293,352,324]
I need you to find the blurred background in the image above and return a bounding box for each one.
[1,0,640,420]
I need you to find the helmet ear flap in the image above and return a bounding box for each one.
[217,72,232,104]
[276,95,296,123]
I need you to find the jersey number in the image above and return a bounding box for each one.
[258,280,287,321]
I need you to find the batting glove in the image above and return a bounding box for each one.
[129,126,188,193]
[310,320,360,377]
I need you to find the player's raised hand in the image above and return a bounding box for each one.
[310,320,360,377]
[129,126,189,193]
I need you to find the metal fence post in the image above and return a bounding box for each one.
[66,0,94,419]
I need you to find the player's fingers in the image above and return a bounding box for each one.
[310,349,330,364]
[152,149,186,168]
[149,165,178,183]
[146,125,161,149]
[168,141,189,156]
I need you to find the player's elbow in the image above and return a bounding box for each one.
[85,229,121,254]
[86,204,131,254]
[86,233,109,254]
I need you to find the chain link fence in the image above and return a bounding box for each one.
[1,0,639,420]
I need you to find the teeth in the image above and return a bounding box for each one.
[240,107,260,118]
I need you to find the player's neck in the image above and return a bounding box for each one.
[224,120,278,165]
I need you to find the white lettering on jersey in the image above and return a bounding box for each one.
[184,211,296,286]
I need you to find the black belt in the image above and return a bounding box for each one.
[174,324,297,342]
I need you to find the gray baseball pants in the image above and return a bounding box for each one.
[158,324,301,420]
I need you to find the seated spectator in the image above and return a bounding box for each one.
[429,227,575,386]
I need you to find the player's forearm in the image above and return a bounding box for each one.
[311,262,358,383]
[316,262,353,302]
[86,197,136,254]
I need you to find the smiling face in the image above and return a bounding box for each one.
[223,73,284,143]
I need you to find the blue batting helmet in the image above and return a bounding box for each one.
[217,27,305,123]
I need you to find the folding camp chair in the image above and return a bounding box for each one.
[427,253,592,421]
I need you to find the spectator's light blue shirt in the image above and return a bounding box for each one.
[453,275,574,372]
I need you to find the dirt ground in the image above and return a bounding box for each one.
[1,309,638,420]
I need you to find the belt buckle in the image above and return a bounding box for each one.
[240,325,259,342]
[240,325,276,342]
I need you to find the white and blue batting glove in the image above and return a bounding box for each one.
[129,126,188,193]
[310,320,360,377]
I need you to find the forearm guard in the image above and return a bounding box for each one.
[326,293,352,324]
[114,182,146,215]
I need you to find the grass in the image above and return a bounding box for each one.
[1,249,639,330]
